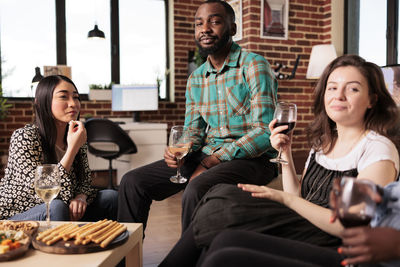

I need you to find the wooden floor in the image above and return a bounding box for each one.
[143,191,183,267]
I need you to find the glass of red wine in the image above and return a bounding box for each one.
[270,102,297,165]
[337,176,377,267]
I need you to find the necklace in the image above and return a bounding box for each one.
[305,172,332,201]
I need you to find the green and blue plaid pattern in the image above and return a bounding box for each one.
[184,42,278,161]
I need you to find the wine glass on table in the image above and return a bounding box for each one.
[169,126,191,184]
[270,102,297,165]
[337,177,377,267]
[34,164,61,229]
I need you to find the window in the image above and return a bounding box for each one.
[346,0,398,66]
[0,0,168,99]
[66,0,111,94]
[359,0,387,66]
[120,0,167,99]
[0,0,56,97]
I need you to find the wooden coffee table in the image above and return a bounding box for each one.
[0,221,143,267]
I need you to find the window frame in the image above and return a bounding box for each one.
[2,0,170,101]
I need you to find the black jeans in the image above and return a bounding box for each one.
[117,151,277,233]
[199,230,343,267]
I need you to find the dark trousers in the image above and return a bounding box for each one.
[117,151,277,232]
[199,230,343,267]
[159,226,342,267]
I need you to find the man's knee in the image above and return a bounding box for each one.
[120,169,145,191]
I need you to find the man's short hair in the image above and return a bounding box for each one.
[203,0,236,23]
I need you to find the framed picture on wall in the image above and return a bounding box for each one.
[227,0,242,41]
[261,0,289,40]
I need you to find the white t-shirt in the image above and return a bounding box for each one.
[304,131,399,176]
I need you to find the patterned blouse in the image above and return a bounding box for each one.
[0,124,97,220]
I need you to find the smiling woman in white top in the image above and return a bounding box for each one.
[159,55,400,267]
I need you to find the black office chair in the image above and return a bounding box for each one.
[84,118,137,189]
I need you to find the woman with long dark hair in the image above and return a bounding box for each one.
[0,75,117,221]
[160,55,400,266]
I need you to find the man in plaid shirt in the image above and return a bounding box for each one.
[118,0,278,234]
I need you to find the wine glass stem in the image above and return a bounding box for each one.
[277,147,283,160]
[176,158,181,177]
[46,202,50,228]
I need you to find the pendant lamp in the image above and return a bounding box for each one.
[88,24,105,39]
[32,67,44,83]
[31,66,44,98]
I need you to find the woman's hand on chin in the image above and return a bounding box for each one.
[238,183,286,204]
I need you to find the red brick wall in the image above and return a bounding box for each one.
[0,0,332,173]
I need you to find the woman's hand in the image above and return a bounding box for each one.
[329,178,382,223]
[339,227,400,265]
[67,120,87,154]
[238,183,286,204]
[69,194,87,221]
[269,119,292,153]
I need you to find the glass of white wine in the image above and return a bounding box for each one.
[169,126,191,184]
[34,164,61,228]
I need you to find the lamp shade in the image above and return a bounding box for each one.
[32,67,44,83]
[306,44,337,79]
[88,24,105,39]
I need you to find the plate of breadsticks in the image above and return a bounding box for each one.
[32,219,128,254]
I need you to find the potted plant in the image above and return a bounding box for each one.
[88,83,112,101]
[0,83,12,120]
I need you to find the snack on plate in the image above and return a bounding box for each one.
[36,219,127,248]
[0,230,27,254]
[0,221,39,236]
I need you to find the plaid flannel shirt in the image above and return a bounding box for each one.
[184,42,278,161]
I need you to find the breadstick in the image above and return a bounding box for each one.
[62,225,80,241]
[100,225,127,248]
[78,220,109,239]
[74,238,83,245]
[81,237,92,245]
[69,223,94,238]
[88,221,118,240]
[37,223,71,241]
[45,224,76,245]
[74,220,106,245]
[42,224,74,243]
[92,223,123,244]
[36,223,68,240]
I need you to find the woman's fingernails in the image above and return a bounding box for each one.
[337,247,342,254]
[341,260,347,266]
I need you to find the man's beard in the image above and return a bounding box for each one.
[195,29,230,57]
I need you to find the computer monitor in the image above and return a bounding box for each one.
[381,65,400,106]
[112,84,158,121]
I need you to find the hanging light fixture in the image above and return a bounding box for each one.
[88,24,105,39]
[88,0,105,39]
[32,67,44,83]
[31,66,44,98]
